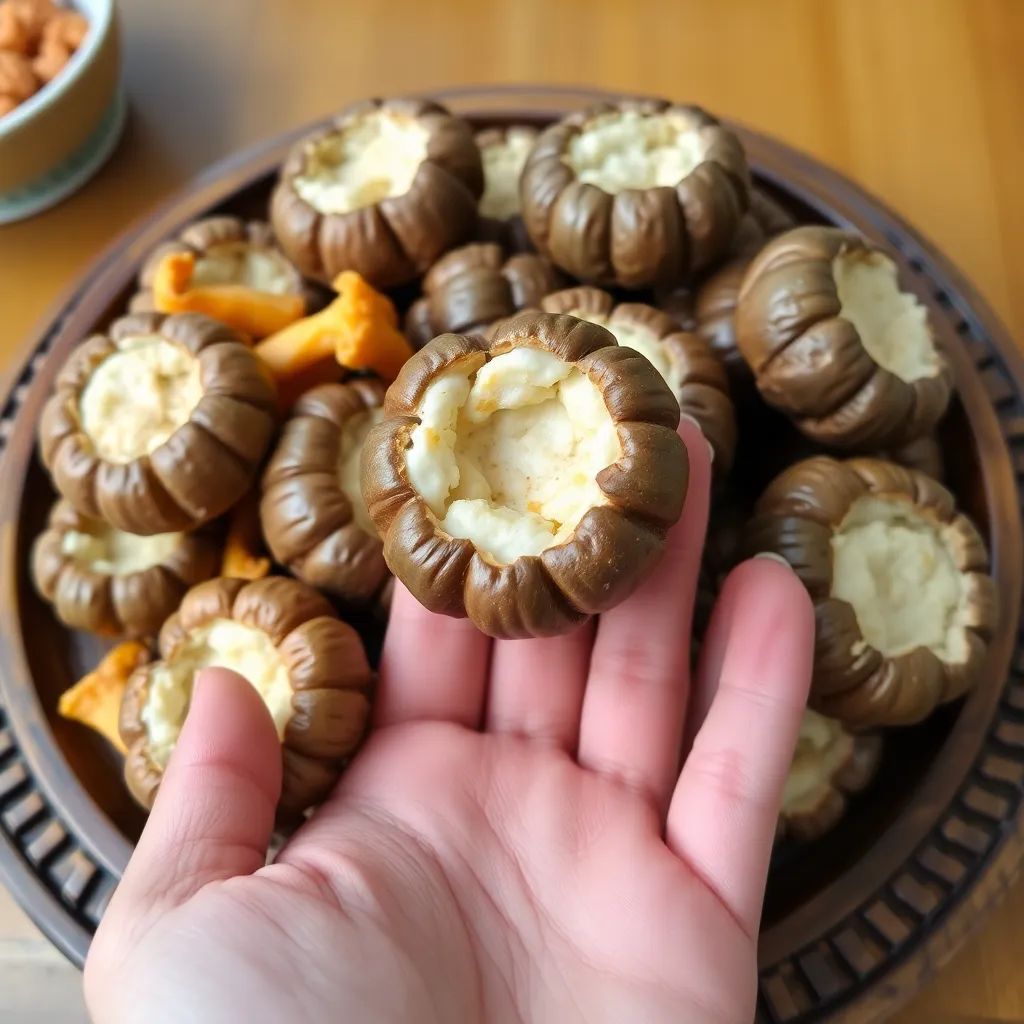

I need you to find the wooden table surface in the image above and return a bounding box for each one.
[2,0,1024,1020]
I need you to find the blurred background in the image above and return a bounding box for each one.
[2,1,1024,1021]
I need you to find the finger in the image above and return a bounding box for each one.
[682,552,790,758]
[576,417,711,814]
[375,581,491,729]
[105,668,281,921]
[485,620,595,751]
[667,558,814,936]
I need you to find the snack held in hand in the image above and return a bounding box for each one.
[119,576,373,812]
[745,457,997,726]
[736,227,953,449]
[475,124,538,251]
[32,498,221,638]
[39,313,278,534]
[271,98,483,289]
[261,379,390,605]
[778,709,882,843]
[404,243,565,348]
[362,311,688,638]
[59,641,151,754]
[130,216,313,320]
[521,99,749,287]
[540,286,736,476]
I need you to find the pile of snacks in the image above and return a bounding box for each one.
[0,0,88,118]
[34,95,997,843]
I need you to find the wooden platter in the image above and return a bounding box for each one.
[0,86,1022,1023]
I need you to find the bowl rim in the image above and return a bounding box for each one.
[0,0,114,140]
[1,85,1023,1022]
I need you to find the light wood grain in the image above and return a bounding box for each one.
[2,0,1024,1020]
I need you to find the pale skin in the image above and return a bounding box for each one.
[84,420,815,1024]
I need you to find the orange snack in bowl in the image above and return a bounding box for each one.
[151,251,305,340]
[58,641,151,754]
[254,271,414,395]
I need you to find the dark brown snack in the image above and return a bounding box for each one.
[540,287,736,476]
[404,243,566,348]
[39,312,277,535]
[729,186,797,257]
[520,99,749,288]
[692,191,796,392]
[884,434,944,482]
[475,125,538,252]
[777,710,882,843]
[270,98,483,289]
[31,498,220,638]
[736,227,954,449]
[744,456,997,726]
[694,256,752,387]
[261,379,390,605]
[128,216,316,314]
[362,311,688,638]
[119,576,373,813]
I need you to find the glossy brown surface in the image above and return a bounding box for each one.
[0,82,1023,1024]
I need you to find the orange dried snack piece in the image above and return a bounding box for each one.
[0,1,32,54]
[221,490,271,581]
[331,271,413,382]
[1,0,53,50]
[0,49,37,102]
[0,93,17,117]
[42,7,87,48]
[59,641,151,754]
[152,251,304,340]
[31,35,67,83]
[254,271,413,398]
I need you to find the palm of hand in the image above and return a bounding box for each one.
[85,425,813,1024]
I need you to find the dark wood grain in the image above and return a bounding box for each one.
[1,88,1022,1024]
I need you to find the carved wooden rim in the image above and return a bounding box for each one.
[0,87,1022,1023]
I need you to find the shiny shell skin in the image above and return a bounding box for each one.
[270,97,484,289]
[31,498,221,638]
[361,311,689,639]
[119,576,373,813]
[735,226,954,450]
[520,99,749,288]
[39,312,278,535]
[260,379,390,605]
[743,456,997,726]
[404,242,565,348]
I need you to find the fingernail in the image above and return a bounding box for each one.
[678,412,714,464]
[753,551,793,570]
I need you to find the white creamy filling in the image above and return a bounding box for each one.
[566,111,708,193]
[405,348,621,565]
[781,709,853,815]
[831,497,969,662]
[192,241,293,294]
[479,129,535,220]
[79,335,203,463]
[339,407,385,537]
[833,250,938,382]
[293,110,429,215]
[142,618,293,768]
[576,312,683,399]
[61,526,182,575]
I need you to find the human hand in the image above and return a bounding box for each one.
[84,420,814,1024]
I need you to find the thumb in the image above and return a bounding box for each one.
[110,667,282,919]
